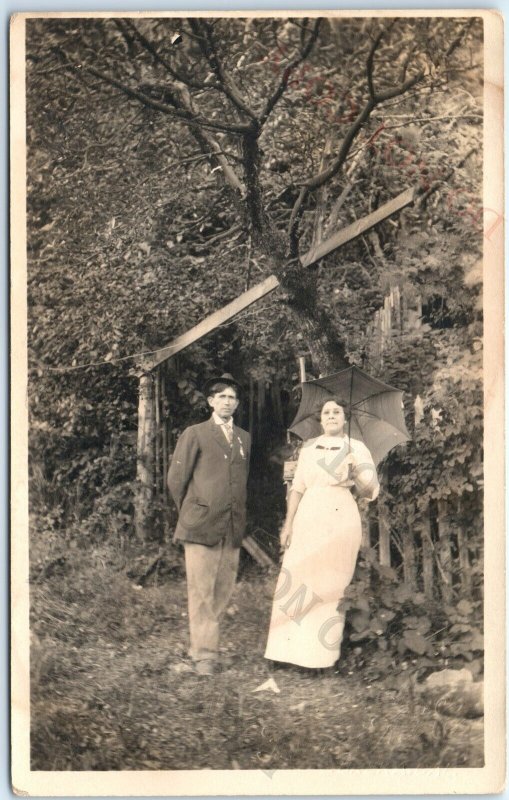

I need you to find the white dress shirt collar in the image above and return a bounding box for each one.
[212,412,233,428]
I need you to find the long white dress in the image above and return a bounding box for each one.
[264,435,379,668]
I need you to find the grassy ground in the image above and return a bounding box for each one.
[30,538,484,771]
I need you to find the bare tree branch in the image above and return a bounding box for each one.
[310,136,333,251]
[445,18,476,58]
[287,52,424,256]
[70,56,245,195]
[188,19,258,120]
[116,19,210,92]
[258,18,322,128]
[77,63,251,136]
[399,45,418,84]
[287,98,375,255]
[374,70,425,103]
[367,30,384,100]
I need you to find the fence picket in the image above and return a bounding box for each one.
[421,510,434,597]
[161,371,168,503]
[377,468,391,566]
[402,527,417,591]
[456,522,472,594]
[154,368,161,496]
[437,499,453,601]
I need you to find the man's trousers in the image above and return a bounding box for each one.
[183,539,240,662]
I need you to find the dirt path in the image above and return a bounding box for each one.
[30,549,483,771]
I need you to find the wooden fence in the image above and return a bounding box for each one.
[359,285,478,600]
[143,285,479,600]
[279,285,479,601]
[361,490,478,601]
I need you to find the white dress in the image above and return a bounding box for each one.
[264,435,379,668]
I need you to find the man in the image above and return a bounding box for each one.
[168,373,251,676]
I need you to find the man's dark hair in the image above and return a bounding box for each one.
[208,381,239,398]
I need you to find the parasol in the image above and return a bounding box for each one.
[288,365,411,466]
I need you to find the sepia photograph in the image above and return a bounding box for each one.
[10,9,504,796]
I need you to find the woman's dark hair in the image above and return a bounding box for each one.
[316,396,348,416]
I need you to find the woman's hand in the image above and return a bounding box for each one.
[279,520,293,552]
[344,452,355,468]
[333,452,355,485]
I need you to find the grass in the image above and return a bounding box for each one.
[29,535,484,771]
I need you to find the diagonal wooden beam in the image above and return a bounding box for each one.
[142,274,280,370]
[301,187,415,267]
[143,188,416,370]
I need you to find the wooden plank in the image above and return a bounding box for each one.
[302,187,415,267]
[142,191,415,372]
[242,535,275,567]
[143,274,280,370]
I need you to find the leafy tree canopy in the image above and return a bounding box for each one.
[26,15,483,530]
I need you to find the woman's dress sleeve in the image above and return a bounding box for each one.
[351,440,380,501]
[291,446,309,494]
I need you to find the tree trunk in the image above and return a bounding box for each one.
[243,129,348,375]
[253,245,349,372]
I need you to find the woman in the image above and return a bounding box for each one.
[264,398,379,669]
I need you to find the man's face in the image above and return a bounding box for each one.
[208,387,239,421]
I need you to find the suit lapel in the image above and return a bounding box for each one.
[208,417,231,454]
[232,425,246,460]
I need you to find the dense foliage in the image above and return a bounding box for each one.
[26,16,484,673]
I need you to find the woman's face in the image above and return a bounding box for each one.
[320,401,345,435]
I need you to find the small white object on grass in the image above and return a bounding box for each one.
[252,677,280,694]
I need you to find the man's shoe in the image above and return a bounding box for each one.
[194,659,217,676]
[219,654,237,669]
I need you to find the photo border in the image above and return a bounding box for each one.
[9,8,505,796]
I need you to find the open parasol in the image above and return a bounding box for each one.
[288,365,411,466]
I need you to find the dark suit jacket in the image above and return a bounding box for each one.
[168,416,251,547]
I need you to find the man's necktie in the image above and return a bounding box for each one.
[223,424,233,447]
